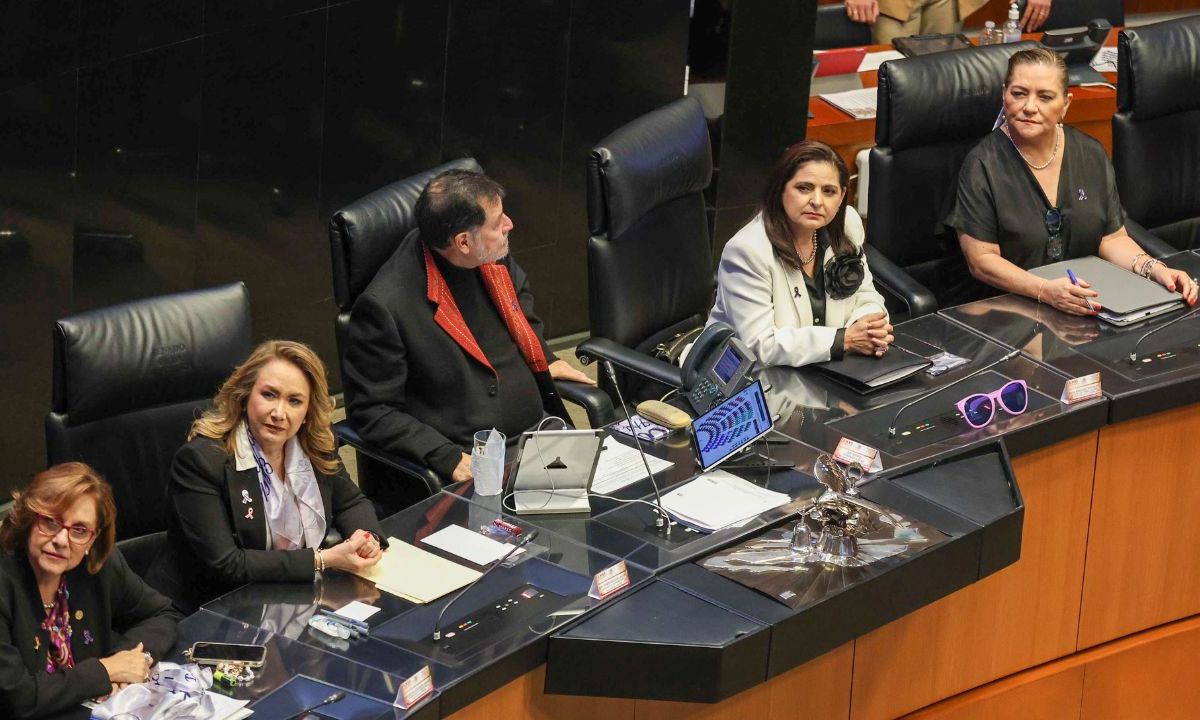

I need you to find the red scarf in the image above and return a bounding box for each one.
[424,244,549,374]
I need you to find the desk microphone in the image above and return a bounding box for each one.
[284,691,345,720]
[433,529,538,642]
[887,349,1020,438]
[1128,304,1200,363]
[602,360,671,532]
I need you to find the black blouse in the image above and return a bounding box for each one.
[795,231,845,360]
[945,126,1125,270]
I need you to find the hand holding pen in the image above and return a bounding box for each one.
[1066,269,1097,314]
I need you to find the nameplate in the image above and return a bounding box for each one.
[1061,372,1102,404]
[394,665,434,709]
[833,437,883,473]
[588,561,631,601]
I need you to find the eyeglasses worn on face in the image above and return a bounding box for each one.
[34,514,97,544]
[956,380,1029,429]
[1044,207,1064,263]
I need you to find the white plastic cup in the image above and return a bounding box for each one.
[471,429,506,496]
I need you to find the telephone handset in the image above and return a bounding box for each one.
[679,322,757,414]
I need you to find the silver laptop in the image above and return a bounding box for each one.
[510,429,603,514]
[1029,255,1184,325]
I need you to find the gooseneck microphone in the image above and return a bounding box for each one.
[887,349,1021,438]
[602,360,671,532]
[285,691,345,720]
[433,529,538,641]
[1128,304,1200,363]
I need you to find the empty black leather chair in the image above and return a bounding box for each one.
[46,283,253,577]
[575,97,714,399]
[330,159,612,509]
[1113,16,1200,250]
[868,42,1042,309]
[816,3,872,50]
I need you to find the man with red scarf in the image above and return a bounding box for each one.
[343,170,593,485]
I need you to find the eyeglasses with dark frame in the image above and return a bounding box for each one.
[1044,207,1064,263]
[34,514,98,545]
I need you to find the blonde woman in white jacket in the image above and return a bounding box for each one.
[709,141,893,369]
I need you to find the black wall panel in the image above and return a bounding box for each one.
[0,0,688,495]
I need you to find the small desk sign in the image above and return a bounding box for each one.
[394,665,434,710]
[588,560,631,600]
[1061,372,1102,404]
[833,438,883,473]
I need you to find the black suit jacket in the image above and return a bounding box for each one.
[145,436,383,615]
[0,548,180,719]
[343,230,567,480]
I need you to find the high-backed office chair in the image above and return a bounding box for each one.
[46,283,252,577]
[1113,16,1200,251]
[574,97,714,400]
[1022,0,1124,30]
[868,42,1042,309]
[329,159,613,510]
[816,4,872,50]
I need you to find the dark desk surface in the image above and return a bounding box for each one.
[764,312,1108,468]
[943,251,1200,423]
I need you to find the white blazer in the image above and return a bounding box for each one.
[708,207,888,368]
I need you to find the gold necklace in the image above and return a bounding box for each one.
[1011,123,1061,171]
[798,230,818,265]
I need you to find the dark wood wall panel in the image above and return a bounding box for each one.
[0,0,688,495]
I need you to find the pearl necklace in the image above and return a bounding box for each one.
[1010,123,1061,171]
[798,231,818,265]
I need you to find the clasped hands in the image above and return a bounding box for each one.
[844,312,894,357]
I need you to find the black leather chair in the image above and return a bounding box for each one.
[1023,0,1124,30]
[329,159,613,509]
[577,96,935,393]
[816,3,872,50]
[46,283,253,577]
[1113,16,1200,251]
[868,42,1042,310]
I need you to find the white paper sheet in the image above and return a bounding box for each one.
[1091,47,1118,73]
[659,469,790,532]
[421,523,523,566]
[334,599,382,623]
[858,50,905,72]
[591,436,675,494]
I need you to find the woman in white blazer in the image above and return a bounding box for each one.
[709,140,893,368]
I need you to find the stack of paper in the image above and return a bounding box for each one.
[819,87,878,119]
[660,470,790,532]
[355,537,481,604]
[858,50,905,72]
[1091,47,1118,73]
[591,436,674,494]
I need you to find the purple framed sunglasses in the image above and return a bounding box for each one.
[956,380,1029,429]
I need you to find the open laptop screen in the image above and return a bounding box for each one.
[690,380,773,471]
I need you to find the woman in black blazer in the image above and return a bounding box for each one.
[0,463,179,719]
[147,340,385,614]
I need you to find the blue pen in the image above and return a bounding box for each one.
[1066,269,1096,313]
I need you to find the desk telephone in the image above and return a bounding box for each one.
[680,322,756,414]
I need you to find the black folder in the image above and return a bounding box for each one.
[811,345,931,394]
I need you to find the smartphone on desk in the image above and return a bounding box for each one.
[189,641,267,667]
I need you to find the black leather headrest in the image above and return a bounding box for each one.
[877,41,1039,151]
[52,283,252,425]
[587,96,712,239]
[1118,16,1200,121]
[330,157,483,310]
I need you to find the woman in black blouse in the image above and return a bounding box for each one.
[946,47,1198,315]
[147,340,384,614]
[0,463,179,719]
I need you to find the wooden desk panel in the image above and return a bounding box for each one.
[848,431,1098,720]
[1078,403,1200,649]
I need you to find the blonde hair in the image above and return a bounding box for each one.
[1005,47,1069,94]
[0,462,117,574]
[190,340,340,475]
